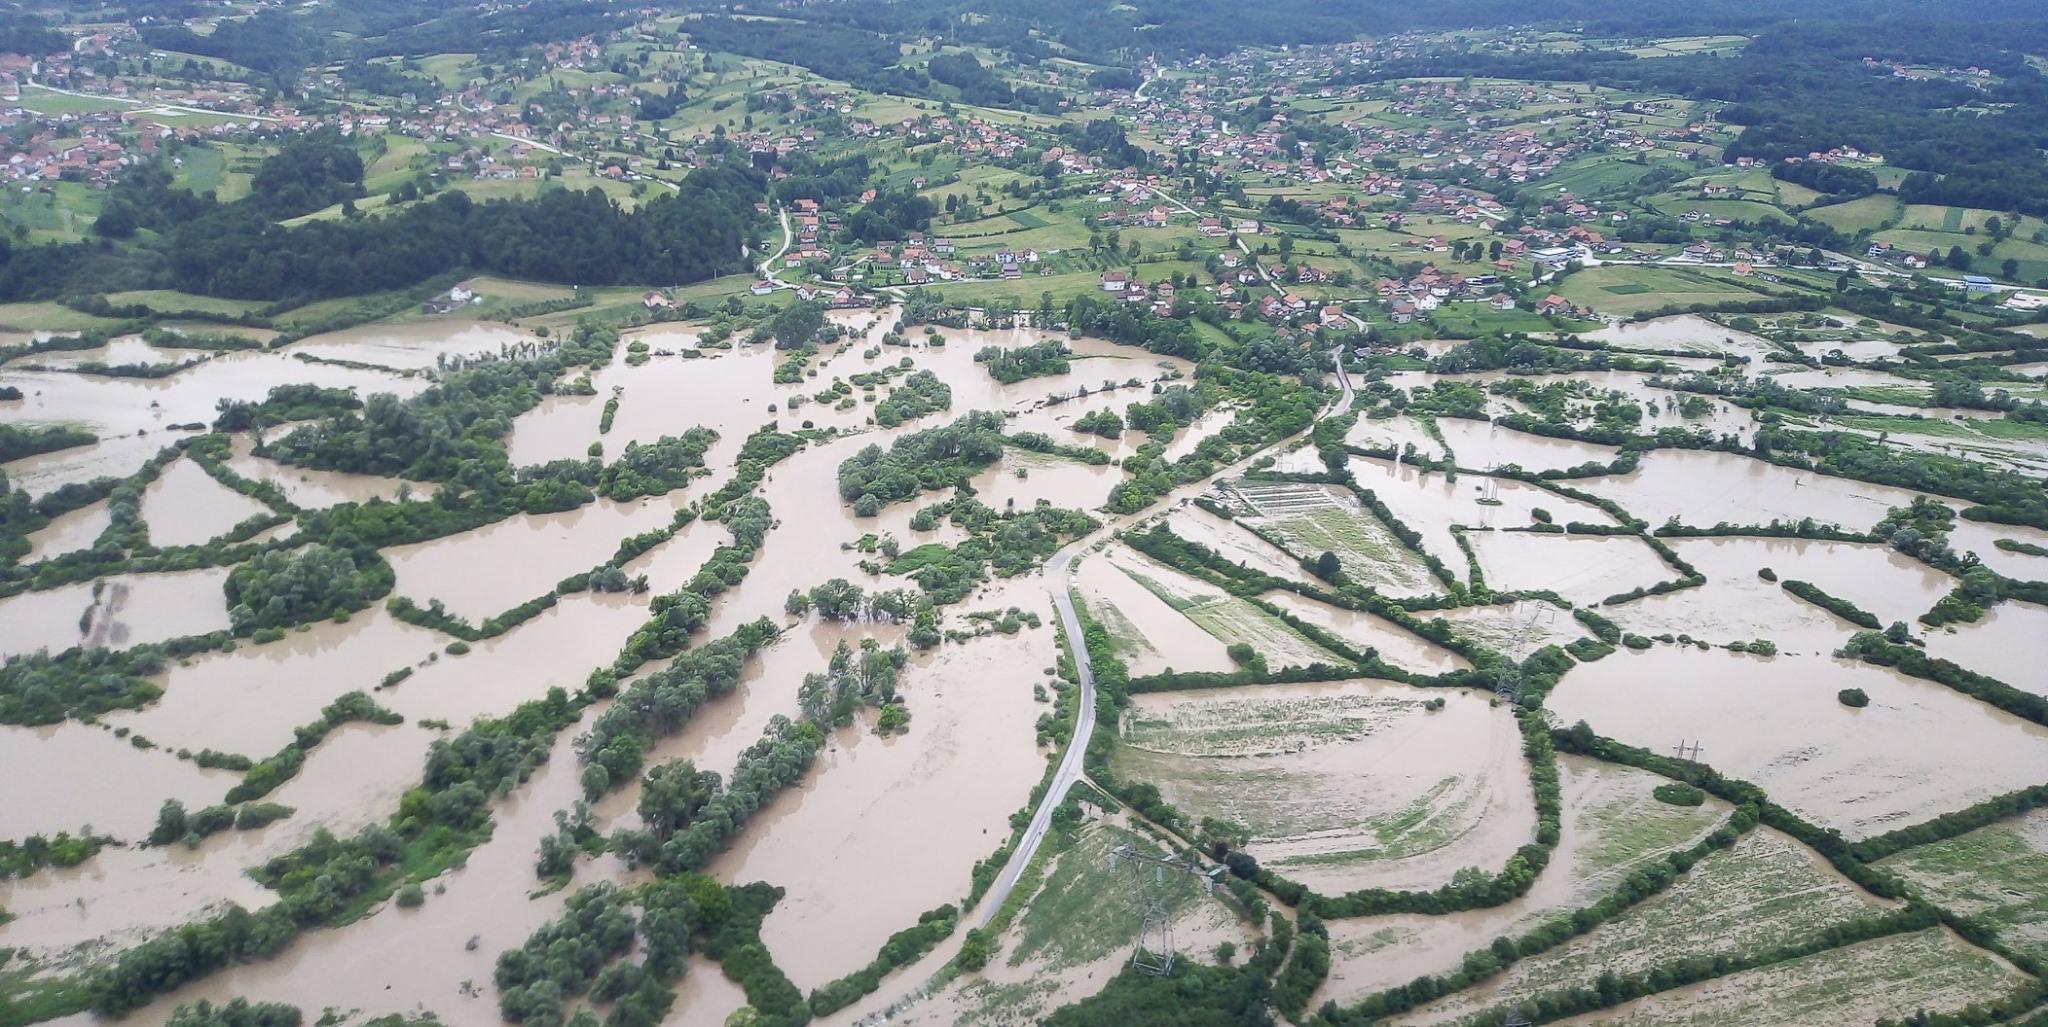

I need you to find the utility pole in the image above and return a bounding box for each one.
[1106,843,1218,976]
[1495,602,1557,704]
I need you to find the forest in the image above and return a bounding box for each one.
[0,158,767,303]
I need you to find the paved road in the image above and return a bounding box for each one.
[976,540,1098,927]
[758,205,793,284]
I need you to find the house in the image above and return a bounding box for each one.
[1390,302,1416,324]
[1101,271,1130,292]
[448,281,477,304]
[642,291,675,310]
[1320,305,1347,327]
[750,280,776,296]
[1488,293,1516,311]
[1537,294,1573,316]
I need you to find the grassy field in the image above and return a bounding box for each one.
[0,301,123,333]
[0,181,105,243]
[1805,194,1901,235]
[103,290,271,317]
[1431,304,1592,337]
[15,85,133,116]
[1879,809,2048,964]
[1555,265,1787,316]
[1539,155,1693,199]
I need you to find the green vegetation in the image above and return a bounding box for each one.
[976,339,1072,383]
[1779,579,1882,630]
[223,543,393,633]
[837,410,1006,508]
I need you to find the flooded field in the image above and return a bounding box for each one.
[1545,927,2030,1027]
[1113,680,1534,895]
[1229,480,1443,597]
[4,294,2045,1027]
[1316,756,1732,1008]
[0,567,231,659]
[1612,537,1951,651]
[1551,648,2048,838]
[383,496,687,620]
[1396,828,1896,1025]
[1582,314,1779,361]
[1464,530,1674,605]
[1879,807,2048,964]
[138,458,272,548]
[715,618,1049,991]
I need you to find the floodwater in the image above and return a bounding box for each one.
[1612,537,1950,652]
[1550,647,2048,838]
[104,609,447,758]
[0,346,423,498]
[1576,449,1925,532]
[0,719,240,838]
[1432,417,1620,474]
[1922,600,2048,697]
[1465,530,1675,605]
[715,608,1050,991]
[1351,456,1623,578]
[285,319,538,371]
[138,458,273,548]
[116,729,647,1027]
[383,497,687,621]
[0,567,232,659]
[1115,680,1534,896]
[223,435,427,508]
[21,499,112,561]
[1260,590,1471,676]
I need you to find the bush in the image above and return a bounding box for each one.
[1838,687,1870,708]
[395,883,425,908]
[1653,782,1706,807]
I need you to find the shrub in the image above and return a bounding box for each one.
[1653,782,1706,807]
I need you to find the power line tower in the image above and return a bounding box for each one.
[1106,843,1217,976]
[1494,603,1557,705]
[1673,739,1705,761]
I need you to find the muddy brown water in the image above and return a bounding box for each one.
[712,604,1051,991]
[382,496,689,621]
[1550,647,2048,839]
[138,458,272,548]
[21,499,112,562]
[0,567,232,660]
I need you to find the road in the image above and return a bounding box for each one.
[758,205,794,285]
[972,337,1352,932]
[976,540,1098,928]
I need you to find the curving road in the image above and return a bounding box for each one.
[972,349,1352,931]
